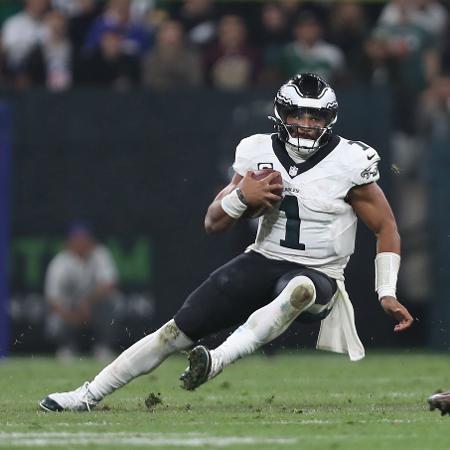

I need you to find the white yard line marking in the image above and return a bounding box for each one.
[0,432,298,447]
[257,418,419,425]
[327,391,418,398]
[386,392,417,398]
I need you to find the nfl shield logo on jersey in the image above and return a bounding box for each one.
[289,166,298,177]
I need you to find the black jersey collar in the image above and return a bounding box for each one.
[271,134,340,178]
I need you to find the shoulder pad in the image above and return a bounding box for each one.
[340,138,381,185]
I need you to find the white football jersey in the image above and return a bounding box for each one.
[232,133,381,280]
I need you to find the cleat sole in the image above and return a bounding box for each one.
[39,397,64,412]
[180,346,211,391]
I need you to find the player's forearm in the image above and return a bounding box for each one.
[204,200,237,234]
[204,177,244,234]
[375,221,401,254]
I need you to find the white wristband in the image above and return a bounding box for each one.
[221,189,248,219]
[375,252,400,300]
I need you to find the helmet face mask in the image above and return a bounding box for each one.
[270,73,338,158]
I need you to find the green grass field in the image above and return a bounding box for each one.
[0,351,449,449]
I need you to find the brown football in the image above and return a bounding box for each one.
[242,169,283,219]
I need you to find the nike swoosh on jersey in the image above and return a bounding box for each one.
[367,153,376,160]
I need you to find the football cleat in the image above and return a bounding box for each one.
[39,382,98,412]
[428,390,450,416]
[180,345,212,391]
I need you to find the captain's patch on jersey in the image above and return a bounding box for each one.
[258,162,273,170]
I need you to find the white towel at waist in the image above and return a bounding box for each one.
[316,279,365,361]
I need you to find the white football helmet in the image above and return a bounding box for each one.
[269,73,338,158]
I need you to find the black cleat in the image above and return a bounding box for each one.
[180,345,211,391]
[428,390,450,416]
[38,382,97,412]
[39,396,64,412]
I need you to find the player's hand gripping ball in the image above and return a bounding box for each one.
[242,169,283,219]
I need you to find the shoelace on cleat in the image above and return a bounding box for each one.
[78,382,95,412]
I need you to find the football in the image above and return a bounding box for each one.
[242,169,283,219]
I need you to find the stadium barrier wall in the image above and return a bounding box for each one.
[428,138,450,350]
[0,102,11,357]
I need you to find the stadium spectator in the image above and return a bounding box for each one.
[1,0,49,87]
[24,10,73,91]
[272,13,346,84]
[204,14,260,90]
[129,0,157,24]
[278,0,301,16]
[418,75,450,138]
[83,0,153,57]
[254,2,290,69]
[255,2,290,49]
[361,31,393,87]
[61,0,101,59]
[327,2,370,84]
[379,0,448,42]
[80,28,140,89]
[278,0,331,31]
[141,19,203,91]
[44,223,119,362]
[39,73,413,412]
[51,0,94,18]
[370,5,440,134]
[174,0,217,49]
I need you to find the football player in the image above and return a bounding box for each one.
[39,73,413,411]
[428,390,450,416]
[179,72,414,390]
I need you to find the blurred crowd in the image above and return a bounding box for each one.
[0,0,447,101]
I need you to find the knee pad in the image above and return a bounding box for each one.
[280,275,316,311]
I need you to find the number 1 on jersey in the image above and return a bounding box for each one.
[279,195,305,250]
